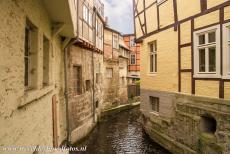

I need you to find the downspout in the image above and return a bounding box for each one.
[92,7,97,123]
[64,45,70,145]
[64,0,80,145]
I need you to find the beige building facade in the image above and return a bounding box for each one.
[134,0,230,153]
[0,0,77,153]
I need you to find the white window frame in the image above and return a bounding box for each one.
[223,22,230,79]
[130,54,136,65]
[193,25,221,78]
[88,11,93,27]
[149,42,157,74]
[113,34,119,49]
[83,5,88,22]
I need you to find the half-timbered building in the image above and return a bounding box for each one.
[66,0,104,144]
[133,0,230,153]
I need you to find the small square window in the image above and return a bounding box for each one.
[106,68,113,78]
[149,96,159,112]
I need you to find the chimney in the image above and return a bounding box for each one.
[105,17,108,26]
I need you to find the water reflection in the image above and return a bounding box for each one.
[71,107,171,154]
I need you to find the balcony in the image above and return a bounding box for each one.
[43,0,77,37]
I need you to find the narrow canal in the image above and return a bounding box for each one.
[72,107,170,154]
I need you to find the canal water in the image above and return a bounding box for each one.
[72,107,170,154]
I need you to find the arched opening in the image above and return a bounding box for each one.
[200,115,217,134]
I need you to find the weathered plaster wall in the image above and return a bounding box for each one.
[0,0,67,152]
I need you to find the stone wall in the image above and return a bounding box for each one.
[141,89,230,154]
[67,45,104,143]
[0,0,67,152]
[102,59,120,109]
[118,57,128,105]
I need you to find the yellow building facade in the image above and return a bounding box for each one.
[134,0,230,153]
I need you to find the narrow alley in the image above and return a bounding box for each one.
[71,107,170,154]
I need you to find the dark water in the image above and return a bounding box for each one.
[72,107,170,154]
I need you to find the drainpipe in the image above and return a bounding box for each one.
[64,46,70,145]
[92,7,97,123]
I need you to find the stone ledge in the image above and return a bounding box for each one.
[175,93,230,106]
[18,85,54,109]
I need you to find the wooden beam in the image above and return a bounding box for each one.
[52,22,65,38]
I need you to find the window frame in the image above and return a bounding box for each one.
[83,4,88,22]
[24,19,38,91]
[88,11,93,27]
[106,68,113,79]
[193,25,221,78]
[130,38,136,47]
[149,96,159,113]
[149,41,157,74]
[42,35,50,87]
[223,22,230,79]
[24,25,30,88]
[130,54,136,65]
[113,34,119,49]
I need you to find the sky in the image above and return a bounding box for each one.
[102,0,134,34]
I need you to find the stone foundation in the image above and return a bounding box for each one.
[141,88,230,154]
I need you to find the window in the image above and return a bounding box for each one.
[130,54,136,65]
[193,25,220,78]
[223,22,230,79]
[73,66,82,94]
[24,26,29,87]
[130,38,136,47]
[24,19,38,90]
[106,68,113,78]
[88,11,93,27]
[149,96,159,112]
[43,35,50,87]
[85,80,91,91]
[149,42,157,73]
[83,5,88,22]
[113,34,119,49]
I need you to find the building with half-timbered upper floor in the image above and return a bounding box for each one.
[123,34,141,84]
[133,0,230,153]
